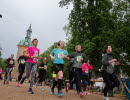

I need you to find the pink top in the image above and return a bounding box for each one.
[0,70,2,73]
[26,46,40,64]
[82,63,93,73]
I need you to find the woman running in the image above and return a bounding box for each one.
[38,57,48,90]
[20,38,42,94]
[4,54,15,84]
[68,45,87,97]
[50,41,68,97]
[81,59,93,95]
[101,45,120,100]
[0,68,3,80]
[16,51,28,87]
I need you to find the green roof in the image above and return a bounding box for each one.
[18,39,32,47]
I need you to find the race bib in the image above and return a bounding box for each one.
[9,60,14,65]
[112,62,115,68]
[34,51,39,57]
[76,56,83,63]
[44,65,47,70]
[33,58,38,62]
[58,52,64,59]
[85,69,89,74]
[20,59,25,64]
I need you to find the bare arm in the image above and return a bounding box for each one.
[50,53,55,61]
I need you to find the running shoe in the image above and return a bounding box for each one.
[28,88,34,94]
[3,80,6,85]
[40,87,44,90]
[20,78,25,84]
[16,83,20,87]
[50,89,54,95]
[57,90,64,97]
[80,92,86,97]
[103,97,109,100]
[66,83,70,91]
[6,81,9,84]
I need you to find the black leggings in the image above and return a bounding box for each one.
[18,66,25,82]
[74,68,82,93]
[101,70,120,97]
[82,75,91,91]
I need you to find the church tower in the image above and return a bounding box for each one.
[13,25,33,78]
[18,24,32,47]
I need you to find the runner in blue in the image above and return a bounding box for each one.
[50,41,68,97]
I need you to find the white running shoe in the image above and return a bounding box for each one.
[103,97,109,100]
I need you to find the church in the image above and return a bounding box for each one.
[14,25,33,78]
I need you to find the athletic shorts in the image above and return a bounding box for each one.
[53,64,64,74]
[18,65,25,73]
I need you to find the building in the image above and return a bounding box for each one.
[13,25,33,78]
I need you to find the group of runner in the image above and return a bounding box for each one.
[3,38,120,100]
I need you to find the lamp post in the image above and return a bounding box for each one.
[0,14,2,18]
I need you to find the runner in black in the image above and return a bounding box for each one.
[4,54,15,84]
[68,45,87,97]
[101,45,120,100]
[38,57,48,90]
[16,51,28,87]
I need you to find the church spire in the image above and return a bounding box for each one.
[25,24,32,40]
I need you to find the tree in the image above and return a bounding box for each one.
[39,42,58,78]
[60,0,130,76]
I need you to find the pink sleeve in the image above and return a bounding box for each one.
[89,65,93,70]
[82,63,86,72]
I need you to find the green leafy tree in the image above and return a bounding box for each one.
[60,0,130,76]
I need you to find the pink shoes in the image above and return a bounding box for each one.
[80,92,86,97]
[16,83,20,87]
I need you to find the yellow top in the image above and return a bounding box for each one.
[52,74,56,78]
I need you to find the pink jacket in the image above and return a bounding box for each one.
[82,63,93,72]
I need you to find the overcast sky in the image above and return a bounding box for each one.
[0,0,72,59]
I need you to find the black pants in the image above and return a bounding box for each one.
[18,65,25,82]
[69,67,75,89]
[69,71,74,89]
[74,68,82,93]
[38,69,46,82]
[82,75,91,91]
[101,70,120,97]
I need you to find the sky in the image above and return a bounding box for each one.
[0,0,72,58]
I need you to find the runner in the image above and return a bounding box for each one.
[81,59,93,95]
[52,71,56,83]
[68,45,87,97]
[4,54,15,84]
[38,57,48,90]
[50,41,68,97]
[0,68,3,80]
[69,58,74,90]
[16,51,28,87]
[20,38,42,94]
[101,45,120,100]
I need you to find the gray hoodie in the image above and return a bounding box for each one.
[102,53,114,74]
[68,51,87,68]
